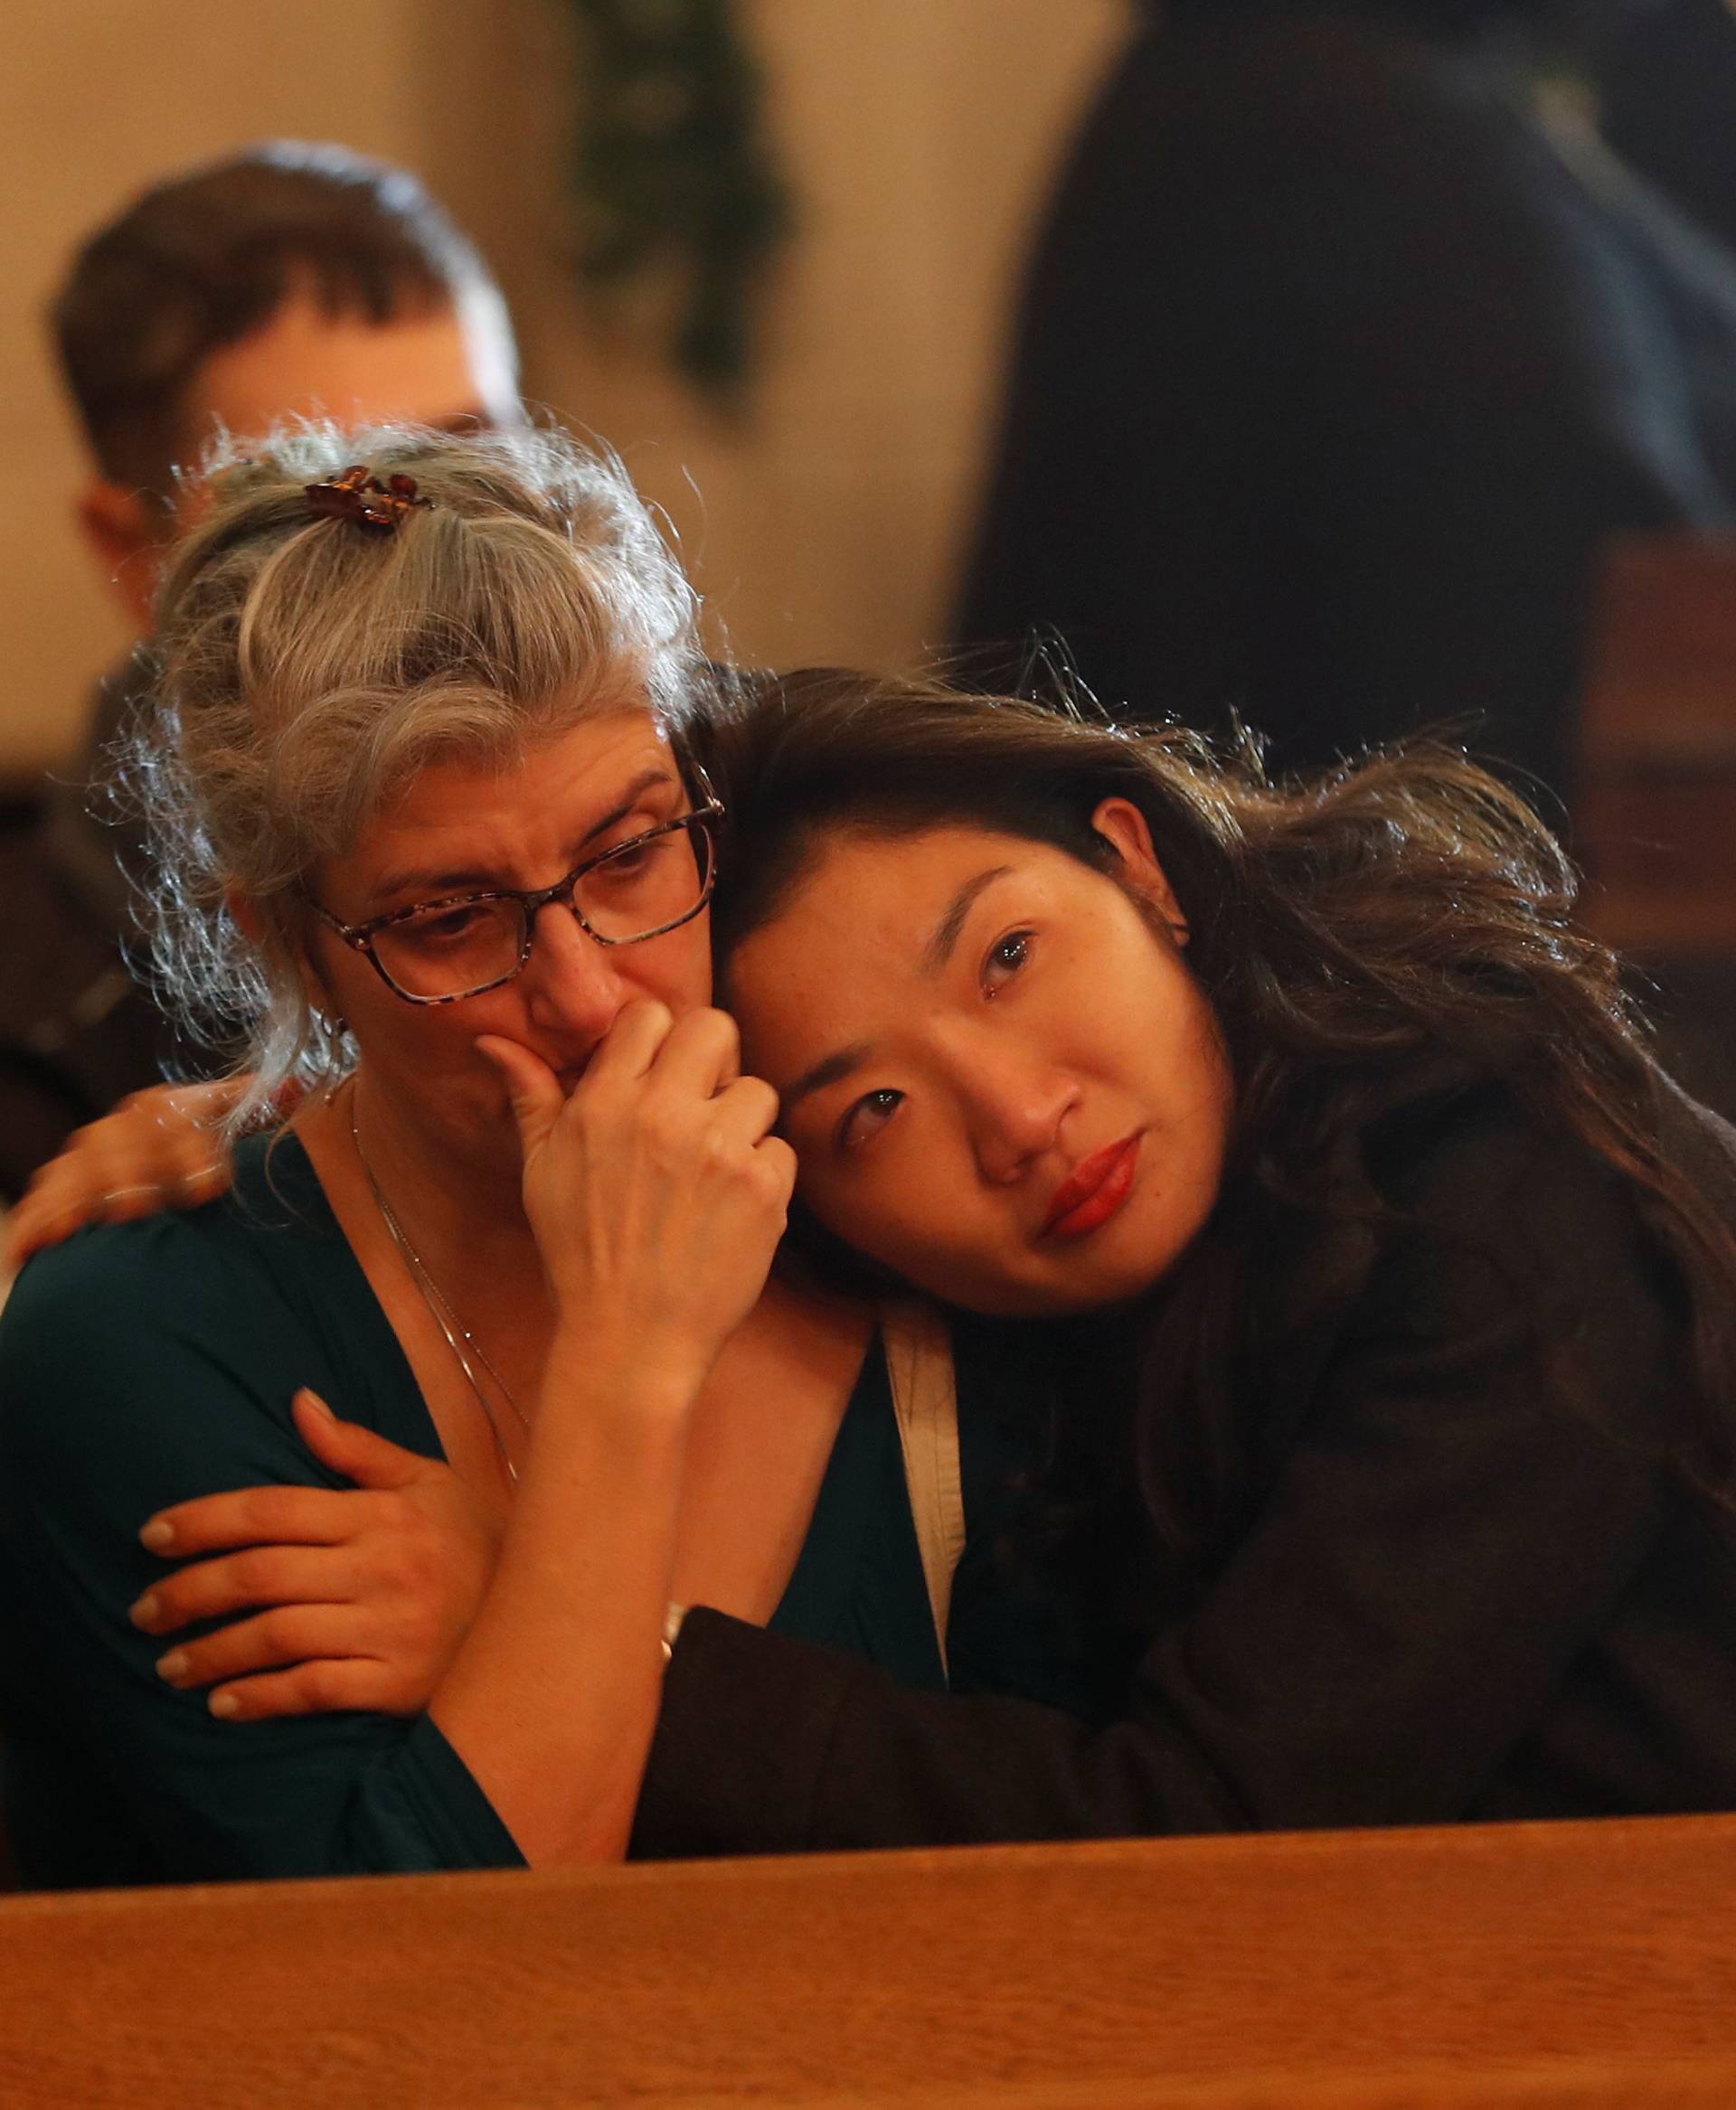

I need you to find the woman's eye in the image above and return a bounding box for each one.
[839,1088,903,1151]
[589,834,667,890]
[983,930,1033,993]
[410,905,489,947]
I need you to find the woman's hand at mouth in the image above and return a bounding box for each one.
[477,1001,796,1399]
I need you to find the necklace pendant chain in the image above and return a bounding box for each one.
[349,1089,529,1485]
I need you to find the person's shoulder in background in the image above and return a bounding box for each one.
[1599,0,1736,259]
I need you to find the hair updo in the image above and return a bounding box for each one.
[126,419,700,1126]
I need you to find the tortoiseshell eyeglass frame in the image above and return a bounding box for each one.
[307,800,724,1007]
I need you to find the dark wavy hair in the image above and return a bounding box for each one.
[695,666,1736,1584]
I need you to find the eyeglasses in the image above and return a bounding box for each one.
[309,801,723,1005]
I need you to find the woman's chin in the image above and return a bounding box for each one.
[920,1257,1156,1322]
[928,1221,1201,1319]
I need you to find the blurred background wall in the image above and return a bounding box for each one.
[0,0,1126,775]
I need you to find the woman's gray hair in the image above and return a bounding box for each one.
[123,419,701,1130]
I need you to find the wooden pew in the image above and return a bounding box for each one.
[1575,533,1736,953]
[3,1815,1736,2106]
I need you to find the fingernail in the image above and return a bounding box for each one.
[156,1650,190,1684]
[209,1691,240,1719]
[296,1389,334,1419]
[128,1592,161,1631]
[139,1519,175,1551]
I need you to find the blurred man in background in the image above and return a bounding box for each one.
[954,0,1736,805]
[0,142,523,1196]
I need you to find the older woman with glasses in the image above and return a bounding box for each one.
[0,426,1061,1889]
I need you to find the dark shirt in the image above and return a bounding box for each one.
[0,652,176,1197]
[0,1134,1057,1888]
[632,1075,1736,1854]
[954,11,1736,802]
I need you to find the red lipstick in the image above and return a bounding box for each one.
[1041,1134,1141,1239]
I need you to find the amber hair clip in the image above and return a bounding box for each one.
[304,465,432,532]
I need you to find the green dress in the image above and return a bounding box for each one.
[0,1133,973,1889]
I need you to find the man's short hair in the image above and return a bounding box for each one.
[52,140,512,495]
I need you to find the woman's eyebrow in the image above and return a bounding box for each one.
[780,1042,873,1118]
[920,865,1014,974]
[368,768,678,901]
[574,767,683,852]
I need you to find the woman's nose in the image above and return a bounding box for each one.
[520,900,632,1040]
[965,1058,1080,1184]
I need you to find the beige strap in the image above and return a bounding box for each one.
[882,1300,966,1679]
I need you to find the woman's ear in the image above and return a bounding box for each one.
[76,481,165,636]
[229,889,339,1021]
[1090,797,1189,944]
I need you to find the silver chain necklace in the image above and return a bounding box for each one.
[348,1088,529,1484]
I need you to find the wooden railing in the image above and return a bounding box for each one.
[3,1815,1736,2106]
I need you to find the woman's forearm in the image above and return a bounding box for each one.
[432,1009,793,1863]
[427,1328,696,1867]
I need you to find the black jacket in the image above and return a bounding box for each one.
[633,1071,1736,1852]
[953,11,1736,803]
